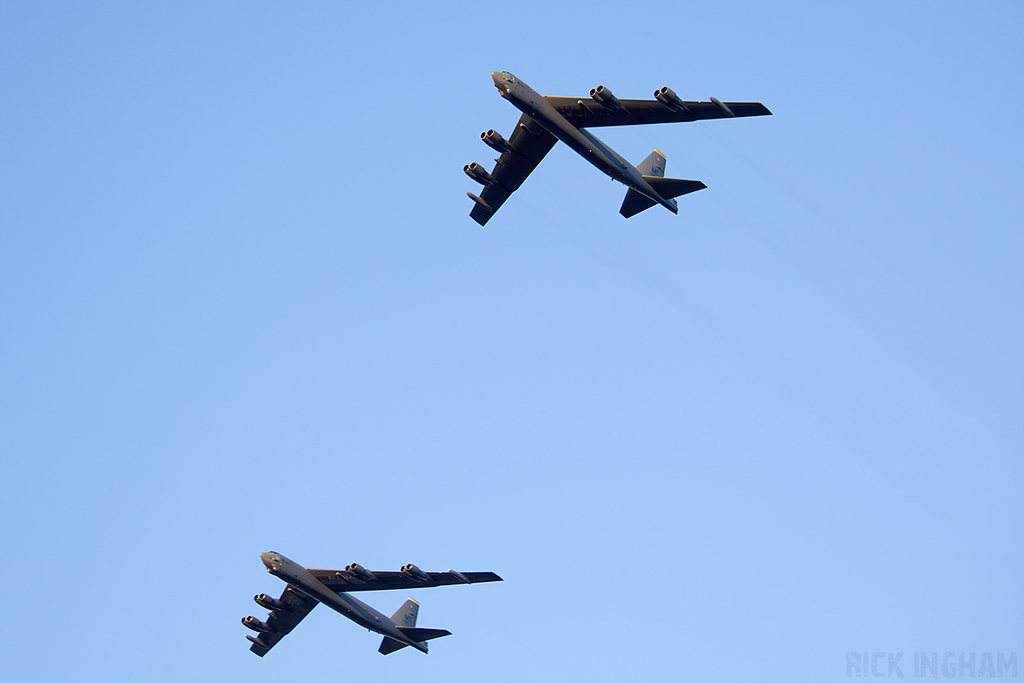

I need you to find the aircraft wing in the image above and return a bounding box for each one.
[469,113,557,226]
[307,566,503,592]
[543,95,772,128]
[246,585,318,657]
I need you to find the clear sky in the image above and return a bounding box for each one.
[2,2,1021,681]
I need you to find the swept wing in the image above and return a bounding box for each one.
[468,113,557,226]
[245,585,318,657]
[307,566,503,592]
[543,95,771,127]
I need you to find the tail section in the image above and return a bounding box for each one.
[378,600,451,655]
[620,151,706,218]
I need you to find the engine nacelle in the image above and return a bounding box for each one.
[464,162,497,186]
[346,563,378,582]
[481,129,513,154]
[401,563,431,582]
[242,616,275,633]
[254,593,287,612]
[590,85,622,110]
[655,86,687,112]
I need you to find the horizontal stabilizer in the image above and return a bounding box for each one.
[378,627,451,655]
[645,176,707,199]
[620,188,658,218]
[379,637,408,655]
[396,626,452,642]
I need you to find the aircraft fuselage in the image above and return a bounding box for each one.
[260,552,428,653]
[491,72,677,214]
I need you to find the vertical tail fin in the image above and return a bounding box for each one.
[637,150,667,177]
[389,599,419,627]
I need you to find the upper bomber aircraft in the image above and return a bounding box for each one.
[465,72,771,225]
[242,551,502,656]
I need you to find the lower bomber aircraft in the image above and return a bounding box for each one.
[465,71,772,225]
[242,551,502,656]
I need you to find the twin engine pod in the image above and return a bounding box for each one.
[480,129,513,154]
[464,162,497,186]
[590,85,622,109]
[654,86,687,112]
[242,615,274,633]
[345,562,378,582]
[401,563,431,582]
[254,593,287,612]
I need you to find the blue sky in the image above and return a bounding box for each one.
[2,2,1021,681]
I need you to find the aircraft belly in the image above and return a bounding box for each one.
[322,591,412,644]
[285,570,372,626]
[320,590,378,627]
[576,128,630,179]
[530,105,624,181]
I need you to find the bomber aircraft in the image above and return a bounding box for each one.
[465,72,771,225]
[242,551,502,656]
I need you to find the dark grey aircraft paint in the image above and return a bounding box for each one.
[242,551,501,657]
[466,72,771,225]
